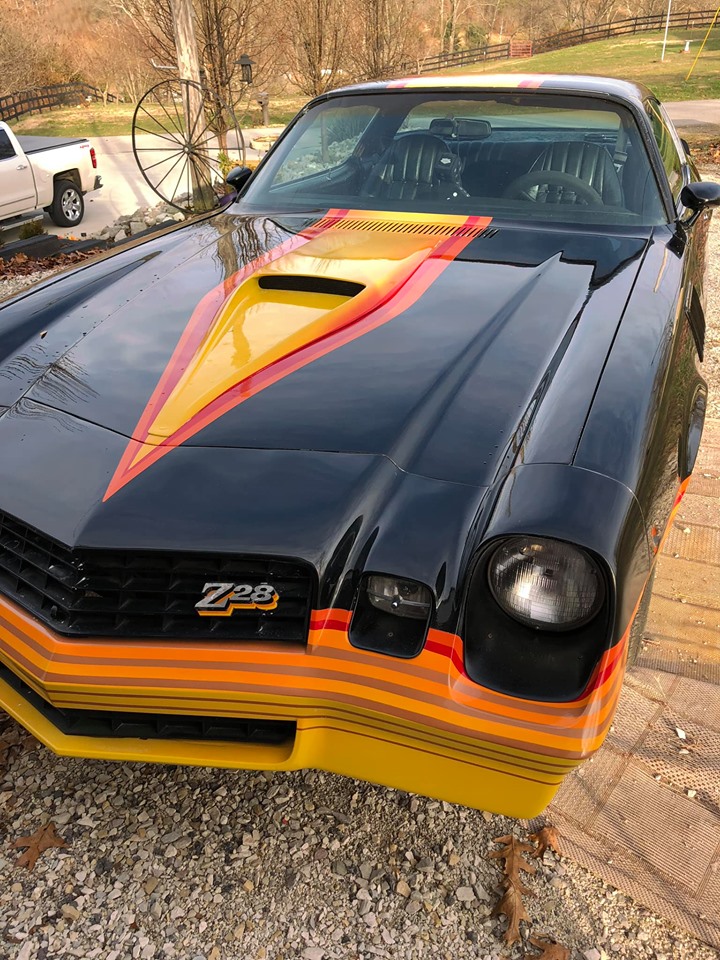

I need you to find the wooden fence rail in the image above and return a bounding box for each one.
[397,7,720,76]
[0,83,117,124]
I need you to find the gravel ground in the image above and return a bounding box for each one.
[2,185,720,960]
[0,269,59,302]
[2,747,720,960]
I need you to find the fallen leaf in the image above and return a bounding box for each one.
[492,878,531,944]
[529,825,562,859]
[489,834,537,944]
[489,834,537,883]
[675,727,687,740]
[13,822,68,872]
[525,933,571,959]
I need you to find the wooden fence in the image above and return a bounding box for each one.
[397,7,720,75]
[0,83,117,124]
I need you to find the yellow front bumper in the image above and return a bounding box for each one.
[0,599,626,819]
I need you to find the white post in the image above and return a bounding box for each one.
[661,0,672,61]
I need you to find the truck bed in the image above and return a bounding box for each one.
[16,135,88,154]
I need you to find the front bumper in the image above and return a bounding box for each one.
[0,596,626,818]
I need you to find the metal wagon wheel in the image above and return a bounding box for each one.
[132,78,245,215]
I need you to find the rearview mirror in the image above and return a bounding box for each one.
[679,181,720,228]
[226,165,254,194]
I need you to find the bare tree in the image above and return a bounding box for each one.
[0,7,63,95]
[560,0,618,29]
[283,0,348,96]
[116,0,278,106]
[350,0,422,78]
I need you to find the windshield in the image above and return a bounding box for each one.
[239,91,666,227]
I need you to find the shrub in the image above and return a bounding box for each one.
[18,220,45,240]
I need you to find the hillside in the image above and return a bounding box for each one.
[439,28,720,101]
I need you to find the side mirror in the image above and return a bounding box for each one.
[679,181,720,228]
[226,165,253,194]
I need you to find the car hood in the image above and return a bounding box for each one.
[0,209,648,497]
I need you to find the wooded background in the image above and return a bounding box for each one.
[0,0,712,103]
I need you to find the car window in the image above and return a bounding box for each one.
[272,104,379,185]
[646,101,684,202]
[0,130,16,161]
[241,91,667,227]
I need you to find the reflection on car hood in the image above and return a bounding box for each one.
[0,209,648,497]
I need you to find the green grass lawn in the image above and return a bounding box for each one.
[8,96,305,139]
[440,28,720,101]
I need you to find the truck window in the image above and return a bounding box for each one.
[0,130,17,161]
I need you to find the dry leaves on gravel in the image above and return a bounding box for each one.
[489,827,569,952]
[525,933,571,959]
[13,821,68,872]
[489,834,536,943]
[529,825,562,858]
[0,250,97,278]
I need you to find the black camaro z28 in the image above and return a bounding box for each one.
[0,74,716,817]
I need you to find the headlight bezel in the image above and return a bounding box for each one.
[462,534,613,702]
[349,572,434,659]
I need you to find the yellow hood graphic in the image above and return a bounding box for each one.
[105,209,491,500]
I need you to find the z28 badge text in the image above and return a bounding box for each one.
[195,582,279,616]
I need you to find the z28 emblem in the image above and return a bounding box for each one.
[195,582,279,616]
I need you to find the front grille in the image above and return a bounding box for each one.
[0,511,313,641]
[0,664,296,744]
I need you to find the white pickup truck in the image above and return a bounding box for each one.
[0,120,102,228]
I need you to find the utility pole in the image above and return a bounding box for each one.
[169,0,214,211]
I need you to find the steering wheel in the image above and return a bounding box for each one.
[503,170,603,206]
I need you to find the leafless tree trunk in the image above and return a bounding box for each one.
[283,0,348,96]
[350,0,421,78]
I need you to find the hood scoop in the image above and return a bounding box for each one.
[257,274,365,298]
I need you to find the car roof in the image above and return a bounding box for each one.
[326,74,653,107]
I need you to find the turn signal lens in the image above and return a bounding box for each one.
[367,575,432,620]
[488,537,603,630]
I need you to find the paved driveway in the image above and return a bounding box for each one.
[3,131,265,243]
[665,99,720,129]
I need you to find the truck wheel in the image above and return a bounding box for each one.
[626,567,656,668]
[49,180,84,226]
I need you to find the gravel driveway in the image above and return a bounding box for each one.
[2,186,720,960]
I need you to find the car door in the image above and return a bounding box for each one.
[0,128,37,219]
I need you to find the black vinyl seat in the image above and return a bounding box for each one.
[458,141,546,197]
[362,133,452,200]
[528,140,623,205]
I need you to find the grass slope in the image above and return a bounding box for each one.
[440,28,720,101]
[8,97,305,139]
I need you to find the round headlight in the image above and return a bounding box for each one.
[488,536,603,631]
